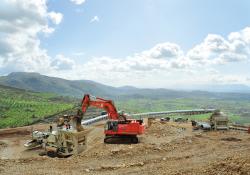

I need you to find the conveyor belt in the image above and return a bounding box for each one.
[81,109,217,125]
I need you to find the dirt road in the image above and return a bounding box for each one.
[0,121,250,175]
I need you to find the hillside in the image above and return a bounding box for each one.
[0,84,75,128]
[0,72,119,98]
[0,72,182,99]
[1,72,250,100]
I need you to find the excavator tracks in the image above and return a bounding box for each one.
[104,135,139,144]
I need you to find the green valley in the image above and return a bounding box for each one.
[0,85,74,128]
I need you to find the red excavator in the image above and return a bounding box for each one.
[81,94,145,143]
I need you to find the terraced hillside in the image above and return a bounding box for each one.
[0,85,75,128]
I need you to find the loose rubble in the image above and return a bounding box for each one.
[0,121,249,175]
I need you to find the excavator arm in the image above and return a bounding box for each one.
[81,94,123,120]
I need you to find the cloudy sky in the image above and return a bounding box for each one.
[0,0,250,88]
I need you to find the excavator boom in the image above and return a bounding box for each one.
[81,94,120,120]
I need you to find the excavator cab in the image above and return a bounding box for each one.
[105,120,118,132]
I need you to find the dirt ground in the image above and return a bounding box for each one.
[0,120,250,175]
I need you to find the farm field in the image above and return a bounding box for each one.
[0,85,75,128]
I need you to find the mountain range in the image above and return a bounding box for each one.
[0,72,250,100]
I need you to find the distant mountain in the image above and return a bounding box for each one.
[0,72,193,99]
[0,72,119,98]
[0,72,250,100]
[193,84,250,93]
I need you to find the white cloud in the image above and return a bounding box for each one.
[0,0,63,75]
[48,11,63,25]
[139,42,183,59]
[90,16,100,23]
[42,25,55,34]
[187,28,250,66]
[70,0,86,5]
[82,26,249,78]
[72,27,250,87]
[51,54,76,70]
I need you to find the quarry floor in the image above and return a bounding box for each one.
[0,120,250,175]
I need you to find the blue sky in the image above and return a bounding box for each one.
[0,0,250,88]
[44,0,250,59]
